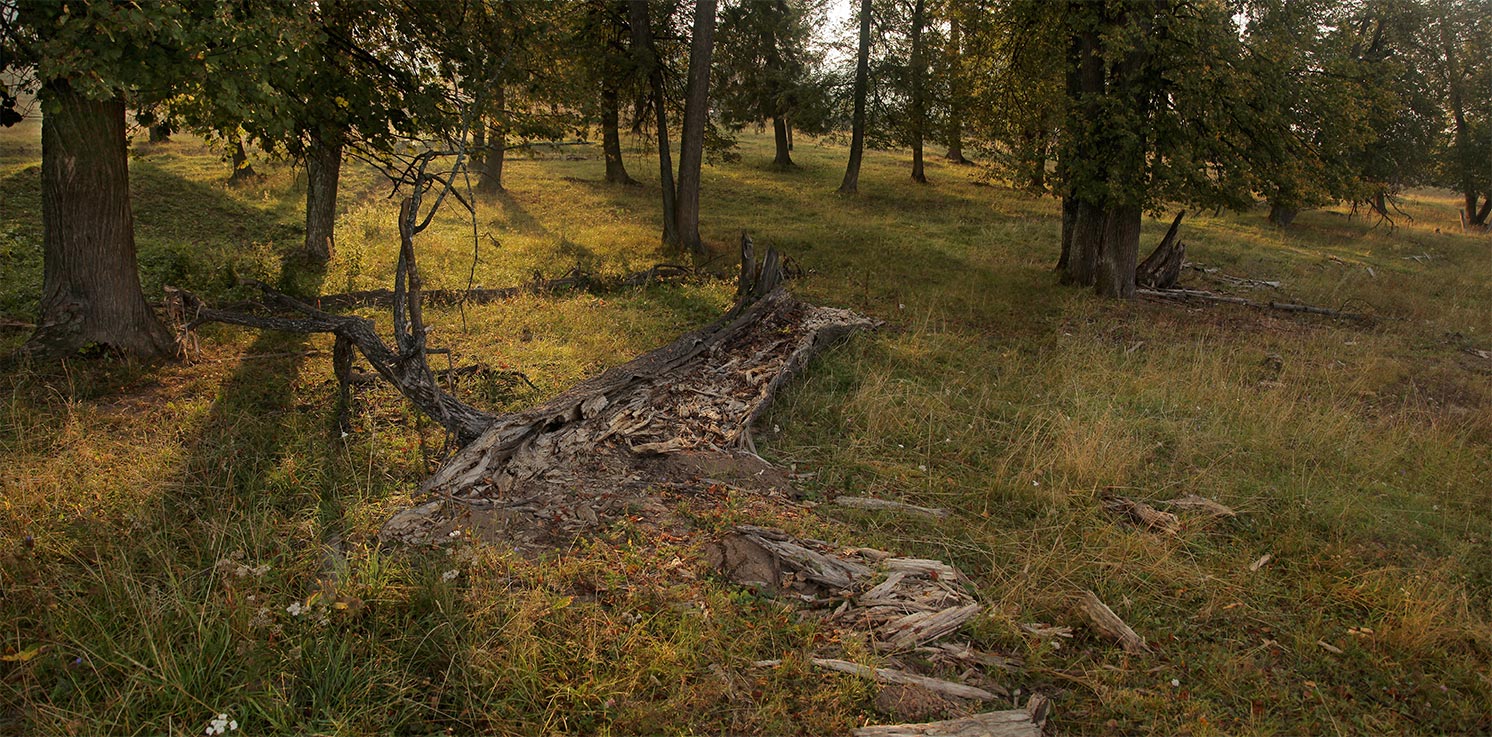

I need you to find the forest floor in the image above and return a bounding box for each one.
[1,120,1490,736]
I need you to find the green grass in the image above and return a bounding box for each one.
[2,121,1490,736]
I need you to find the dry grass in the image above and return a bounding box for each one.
[2,122,1490,735]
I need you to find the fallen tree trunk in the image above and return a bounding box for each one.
[387,237,879,546]
[1137,287,1370,322]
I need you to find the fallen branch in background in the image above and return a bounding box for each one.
[1137,287,1370,322]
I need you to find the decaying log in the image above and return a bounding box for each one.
[1186,263,1281,290]
[881,604,983,651]
[1161,494,1236,518]
[1076,590,1148,654]
[1137,288,1369,322]
[1101,495,1179,534]
[834,496,951,518]
[1136,212,1186,289]
[855,695,1050,737]
[812,658,999,701]
[379,233,879,547]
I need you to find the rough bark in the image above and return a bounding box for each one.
[630,0,678,245]
[908,0,928,184]
[772,116,794,168]
[674,0,717,254]
[27,82,174,359]
[838,0,872,195]
[601,83,638,185]
[1095,204,1141,299]
[304,129,343,262]
[1062,198,1103,287]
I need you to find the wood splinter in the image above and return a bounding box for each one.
[1076,590,1149,654]
[854,694,1051,737]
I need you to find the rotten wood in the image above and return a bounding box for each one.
[1138,288,1369,322]
[1076,590,1148,654]
[1136,212,1185,289]
[855,696,1050,737]
[834,496,951,518]
[812,658,999,701]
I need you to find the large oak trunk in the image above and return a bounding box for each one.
[838,0,872,195]
[28,83,173,358]
[673,0,717,255]
[304,130,343,263]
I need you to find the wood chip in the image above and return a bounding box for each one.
[1316,639,1344,655]
[1101,496,1180,534]
[1249,553,1273,572]
[884,558,967,583]
[835,496,951,518]
[1076,590,1148,654]
[812,658,998,701]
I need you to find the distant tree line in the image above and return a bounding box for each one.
[1,0,1488,356]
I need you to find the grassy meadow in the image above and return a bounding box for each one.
[1,117,1490,736]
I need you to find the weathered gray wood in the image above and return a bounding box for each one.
[854,695,1049,737]
[1101,496,1179,534]
[882,603,983,651]
[1161,494,1236,518]
[1076,590,1148,654]
[1136,211,1185,289]
[1138,288,1367,321]
[834,496,951,518]
[812,658,998,701]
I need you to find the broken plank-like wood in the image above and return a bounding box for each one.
[812,658,998,701]
[737,526,873,589]
[884,558,967,582]
[855,695,1050,737]
[834,496,951,518]
[1077,590,1148,654]
[881,603,983,651]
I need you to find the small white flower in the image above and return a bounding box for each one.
[1170,678,1180,687]
[441,569,460,582]
[448,529,462,538]
[286,601,306,617]
[917,464,927,472]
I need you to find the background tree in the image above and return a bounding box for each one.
[714,0,821,169]
[837,0,873,194]
[673,0,719,254]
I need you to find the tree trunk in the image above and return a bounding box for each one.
[228,137,258,184]
[304,129,343,263]
[908,0,928,184]
[1267,201,1298,227]
[27,82,173,358]
[944,11,969,165]
[478,85,506,194]
[1437,16,1486,231]
[1095,204,1141,299]
[1057,195,1076,272]
[838,0,872,195]
[148,122,171,144]
[1063,197,1103,287]
[772,116,794,168]
[673,0,717,255]
[786,120,793,151]
[630,0,678,246]
[602,83,637,185]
